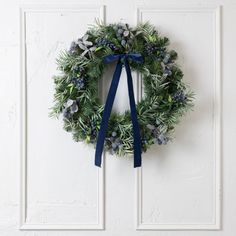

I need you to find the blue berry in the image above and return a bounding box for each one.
[79,66,85,74]
[173,91,187,102]
[90,129,97,141]
[72,77,85,90]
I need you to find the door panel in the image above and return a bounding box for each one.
[136,7,220,230]
[20,5,104,230]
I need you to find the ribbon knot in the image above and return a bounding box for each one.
[95,53,143,168]
[103,53,144,64]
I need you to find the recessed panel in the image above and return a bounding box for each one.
[21,6,104,229]
[137,7,220,229]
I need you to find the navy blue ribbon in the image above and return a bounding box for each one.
[95,53,144,168]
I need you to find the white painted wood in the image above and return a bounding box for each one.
[19,5,105,230]
[135,6,222,230]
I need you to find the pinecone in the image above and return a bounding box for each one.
[144,43,158,54]
[173,91,187,102]
[96,38,116,50]
[79,66,85,74]
[72,65,86,75]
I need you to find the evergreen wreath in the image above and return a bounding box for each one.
[50,21,194,158]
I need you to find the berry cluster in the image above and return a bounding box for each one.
[72,78,85,90]
[71,65,85,74]
[173,91,187,102]
[95,38,116,50]
[144,42,159,54]
[71,66,86,90]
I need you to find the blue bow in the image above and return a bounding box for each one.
[95,53,144,168]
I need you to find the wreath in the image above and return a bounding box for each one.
[50,22,194,167]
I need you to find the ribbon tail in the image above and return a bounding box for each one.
[95,61,123,167]
[124,60,142,168]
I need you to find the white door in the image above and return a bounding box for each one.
[0,0,235,235]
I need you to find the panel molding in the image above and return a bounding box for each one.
[135,6,222,230]
[19,4,105,230]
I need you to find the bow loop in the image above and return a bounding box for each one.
[126,53,144,64]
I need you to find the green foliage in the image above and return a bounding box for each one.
[50,22,194,156]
